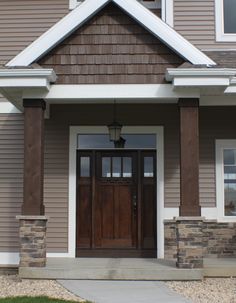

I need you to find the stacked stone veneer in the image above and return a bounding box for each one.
[176,218,203,269]
[17,216,48,267]
[165,219,236,261]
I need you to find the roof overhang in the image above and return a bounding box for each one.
[6,0,216,67]
[166,68,236,88]
[0,69,56,111]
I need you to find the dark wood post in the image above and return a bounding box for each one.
[22,99,46,215]
[179,98,201,216]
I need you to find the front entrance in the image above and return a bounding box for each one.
[76,149,157,257]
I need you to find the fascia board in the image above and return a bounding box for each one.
[0,69,57,82]
[166,68,236,81]
[173,77,230,87]
[0,78,50,89]
[6,0,215,67]
[6,0,109,67]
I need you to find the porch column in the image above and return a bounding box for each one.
[176,98,203,269]
[17,99,48,268]
[179,98,200,216]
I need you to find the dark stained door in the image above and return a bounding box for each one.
[94,152,137,250]
[76,150,156,257]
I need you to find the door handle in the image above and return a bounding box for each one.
[133,194,137,214]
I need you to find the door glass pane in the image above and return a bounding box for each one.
[123,157,132,178]
[80,157,90,177]
[112,157,121,177]
[144,157,154,177]
[224,0,236,33]
[102,157,111,178]
[77,134,156,149]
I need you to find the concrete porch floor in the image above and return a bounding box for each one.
[19,257,236,280]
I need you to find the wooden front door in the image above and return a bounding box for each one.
[76,150,156,257]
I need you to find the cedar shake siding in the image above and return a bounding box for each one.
[38,3,183,84]
[174,0,236,50]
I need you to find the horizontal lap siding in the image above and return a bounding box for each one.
[174,0,236,50]
[0,0,68,67]
[39,4,183,84]
[0,114,23,252]
[44,121,69,252]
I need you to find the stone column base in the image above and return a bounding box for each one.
[16,216,48,268]
[176,217,204,269]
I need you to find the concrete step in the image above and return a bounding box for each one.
[19,258,203,281]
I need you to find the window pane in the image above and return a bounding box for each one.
[224,0,236,33]
[144,157,154,177]
[80,157,90,177]
[224,149,236,165]
[224,166,236,180]
[112,157,121,177]
[78,134,156,149]
[102,157,111,177]
[225,183,236,216]
[123,157,132,178]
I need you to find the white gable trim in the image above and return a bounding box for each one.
[6,0,216,67]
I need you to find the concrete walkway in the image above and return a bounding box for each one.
[58,280,192,303]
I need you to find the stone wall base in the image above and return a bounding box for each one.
[17,216,48,268]
[165,218,236,261]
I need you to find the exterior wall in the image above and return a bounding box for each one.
[174,0,236,50]
[38,4,183,84]
[1,105,236,253]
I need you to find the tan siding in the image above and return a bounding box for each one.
[0,114,23,252]
[39,4,183,84]
[174,0,236,50]
[0,0,68,67]
[44,121,69,253]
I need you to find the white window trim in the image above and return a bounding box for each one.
[215,0,236,42]
[216,139,236,222]
[69,126,164,258]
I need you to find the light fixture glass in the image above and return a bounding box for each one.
[108,100,122,142]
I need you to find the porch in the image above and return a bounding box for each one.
[19,257,236,280]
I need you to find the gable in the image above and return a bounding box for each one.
[38,3,184,84]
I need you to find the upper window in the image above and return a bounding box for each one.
[69,0,160,10]
[216,140,236,222]
[215,0,236,41]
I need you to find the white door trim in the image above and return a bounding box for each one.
[68,126,165,258]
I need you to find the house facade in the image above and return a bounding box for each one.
[0,0,236,271]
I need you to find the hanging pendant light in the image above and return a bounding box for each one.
[108,100,122,142]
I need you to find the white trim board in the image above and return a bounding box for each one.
[7,0,215,66]
[69,126,165,258]
[0,102,21,114]
[0,253,68,265]
[22,84,200,101]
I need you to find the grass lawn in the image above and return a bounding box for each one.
[0,297,91,303]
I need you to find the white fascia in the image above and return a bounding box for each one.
[166,68,236,87]
[6,0,215,67]
[0,69,57,90]
[225,77,236,93]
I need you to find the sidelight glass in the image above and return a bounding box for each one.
[224,149,236,216]
[144,157,154,177]
[80,157,90,177]
[112,157,122,177]
[123,157,132,177]
[223,0,236,33]
[102,157,111,178]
